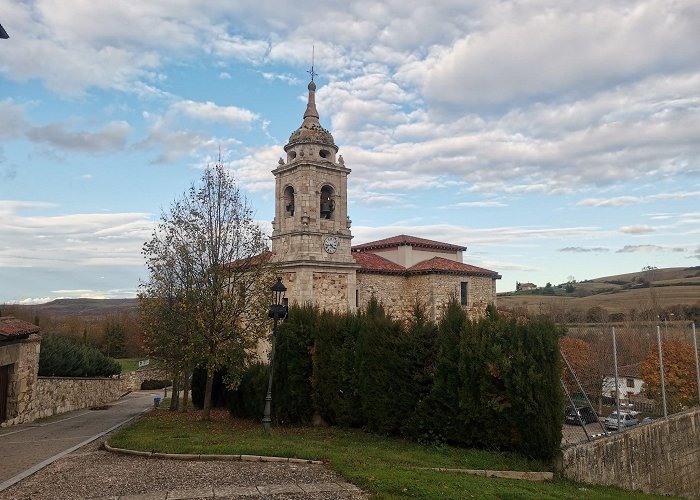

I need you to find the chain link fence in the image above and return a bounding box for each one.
[560,320,699,446]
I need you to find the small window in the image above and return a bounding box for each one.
[319,149,330,159]
[626,378,635,388]
[288,151,297,161]
[460,282,468,306]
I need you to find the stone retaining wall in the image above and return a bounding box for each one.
[120,368,169,392]
[32,376,127,420]
[561,407,700,498]
[2,367,169,425]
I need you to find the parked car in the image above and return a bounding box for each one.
[605,411,639,430]
[565,405,598,425]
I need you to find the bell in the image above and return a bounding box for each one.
[320,202,332,218]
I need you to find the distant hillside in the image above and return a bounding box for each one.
[498,266,700,319]
[1,298,139,319]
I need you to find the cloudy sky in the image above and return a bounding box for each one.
[0,0,698,304]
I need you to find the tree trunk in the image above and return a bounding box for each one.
[181,367,191,412]
[203,368,214,419]
[170,372,180,411]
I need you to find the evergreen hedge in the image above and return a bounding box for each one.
[39,334,121,377]
[195,299,563,460]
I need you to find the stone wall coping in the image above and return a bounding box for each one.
[417,467,553,481]
[38,376,121,381]
[103,442,324,465]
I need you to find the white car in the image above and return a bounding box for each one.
[605,411,639,430]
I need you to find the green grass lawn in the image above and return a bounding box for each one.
[115,358,140,372]
[108,410,668,499]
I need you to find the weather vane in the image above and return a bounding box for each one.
[307,45,318,81]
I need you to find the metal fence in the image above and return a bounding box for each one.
[560,321,699,445]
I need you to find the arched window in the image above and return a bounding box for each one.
[320,185,335,220]
[284,186,295,216]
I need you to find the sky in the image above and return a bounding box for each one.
[0,0,698,304]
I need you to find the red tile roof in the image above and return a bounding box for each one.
[353,253,500,278]
[352,234,467,253]
[225,251,273,270]
[408,257,501,277]
[352,252,405,273]
[0,316,40,338]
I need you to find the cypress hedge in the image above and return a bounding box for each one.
[194,299,562,460]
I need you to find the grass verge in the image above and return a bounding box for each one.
[108,409,668,499]
[115,358,140,372]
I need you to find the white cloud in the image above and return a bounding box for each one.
[559,247,610,253]
[616,244,664,253]
[415,2,700,107]
[451,201,506,208]
[172,100,259,126]
[27,120,131,153]
[619,225,655,235]
[0,202,154,268]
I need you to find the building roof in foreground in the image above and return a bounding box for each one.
[352,234,467,253]
[0,316,40,339]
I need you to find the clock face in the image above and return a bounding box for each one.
[323,236,339,254]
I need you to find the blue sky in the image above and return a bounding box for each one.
[0,1,698,304]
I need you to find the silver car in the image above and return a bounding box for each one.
[605,411,639,430]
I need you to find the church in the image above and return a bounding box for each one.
[270,78,500,322]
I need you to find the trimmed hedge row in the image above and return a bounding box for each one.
[192,299,563,460]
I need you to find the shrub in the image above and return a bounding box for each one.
[227,362,268,419]
[191,367,228,408]
[271,304,318,424]
[39,334,121,377]
[141,379,171,390]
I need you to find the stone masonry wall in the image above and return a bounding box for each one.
[561,407,700,498]
[312,272,349,313]
[357,273,496,323]
[31,376,128,420]
[356,273,411,319]
[0,336,41,426]
[1,367,168,427]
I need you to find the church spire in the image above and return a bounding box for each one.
[302,80,320,125]
[284,56,337,153]
[303,46,319,126]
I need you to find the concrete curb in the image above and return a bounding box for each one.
[103,443,324,465]
[419,467,553,481]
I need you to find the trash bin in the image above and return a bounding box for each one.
[153,396,161,407]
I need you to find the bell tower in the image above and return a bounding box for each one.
[271,78,357,312]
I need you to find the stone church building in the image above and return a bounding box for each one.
[270,79,500,322]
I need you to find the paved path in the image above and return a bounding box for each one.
[0,390,160,491]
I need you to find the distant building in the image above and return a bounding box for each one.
[516,282,537,291]
[270,79,501,321]
[602,362,644,403]
[0,316,41,426]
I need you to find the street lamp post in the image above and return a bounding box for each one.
[262,277,287,432]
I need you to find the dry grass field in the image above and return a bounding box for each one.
[498,266,700,318]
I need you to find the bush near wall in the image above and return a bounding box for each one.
[39,334,121,377]
[195,300,563,460]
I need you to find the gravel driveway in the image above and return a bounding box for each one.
[1,439,367,500]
